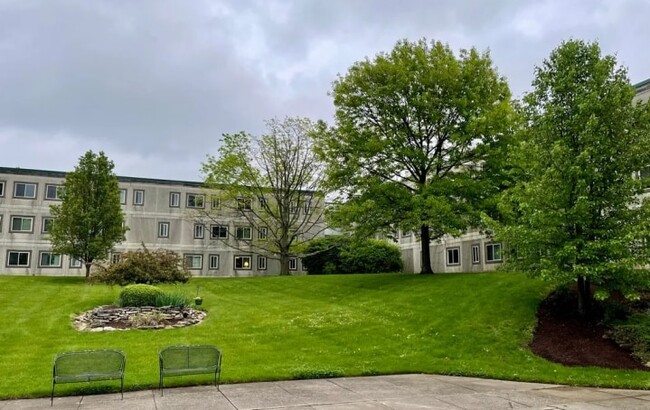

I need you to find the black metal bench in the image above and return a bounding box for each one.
[159,345,222,395]
[51,349,125,405]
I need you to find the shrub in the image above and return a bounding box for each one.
[154,291,189,308]
[92,245,191,285]
[118,284,164,307]
[609,313,650,364]
[302,236,402,274]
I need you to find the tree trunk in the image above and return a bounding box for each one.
[84,262,92,278]
[279,253,290,275]
[420,225,434,274]
[576,275,592,318]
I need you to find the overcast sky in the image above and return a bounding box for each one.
[1,0,649,181]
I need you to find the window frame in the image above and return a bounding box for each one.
[169,192,181,208]
[70,257,82,268]
[258,255,267,270]
[208,254,219,270]
[446,247,460,266]
[41,217,54,234]
[184,254,203,270]
[186,193,205,209]
[0,214,3,233]
[39,251,62,268]
[210,224,228,239]
[234,255,252,270]
[44,184,64,201]
[6,250,31,267]
[0,180,5,197]
[194,224,205,239]
[211,197,221,209]
[486,243,503,263]
[237,197,252,210]
[10,215,34,233]
[158,221,170,238]
[289,257,298,271]
[258,226,268,240]
[133,189,145,206]
[13,182,37,199]
[119,189,127,205]
[111,253,121,264]
[235,226,252,240]
[471,244,480,264]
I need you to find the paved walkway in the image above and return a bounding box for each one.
[2,374,649,409]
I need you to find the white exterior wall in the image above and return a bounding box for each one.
[0,168,312,277]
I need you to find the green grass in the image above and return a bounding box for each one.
[0,273,648,399]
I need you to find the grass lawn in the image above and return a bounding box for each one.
[0,272,648,399]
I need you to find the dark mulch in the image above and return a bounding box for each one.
[530,289,648,370]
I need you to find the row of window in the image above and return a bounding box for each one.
[446,243,503,266]
[0,215,53,233]
[5,250,300,272]
[0,181,64,200]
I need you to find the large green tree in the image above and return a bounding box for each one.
[201,117,327,275]
[314,38,513,273]
[493,40,650,316]
[49,151,126,277]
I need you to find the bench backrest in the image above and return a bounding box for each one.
[54,350,126,377]
[160,345,221,371]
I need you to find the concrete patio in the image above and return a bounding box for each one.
[2,374,649,409]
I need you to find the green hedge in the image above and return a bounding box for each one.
[118,284,165,307]
[302,236,402,274]
[92,246,191,285]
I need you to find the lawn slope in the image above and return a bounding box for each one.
[0,273,647,399]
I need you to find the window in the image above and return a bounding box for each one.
[236,226,252,240]
[13,182,36,198]
[486,243,503,263]
[471,244,480,264]
[258,197,267,209]
[304,199,312,214]
[211,197,221,209]
[45,184,64,200]
[184,254,203,270]
[112,253,121,264]
[133,189,145,205]
[446,247,460,266]
[169,192,180,207]
[194,224,204,239]
[42,217,54,234]
[10,216,33,232]
[158,222,170,238]
[70,258,82,268]
[258,226,268,240]
[237,198,252,210]
[289,258,298,271]
[211,225,228,239]
[0,180,4,197]
[289,201,300,214]
[258,256,267,270]
[186,193,205,208]
[119,189,127,205]
[402,231,412,238]
[209,254,219,270]
[234,255,252,270]
[39,252,61,267]
[7,251,30,267]
[0,215,3,232]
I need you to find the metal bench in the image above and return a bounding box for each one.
[51,349,125,405]
[159,345,222,395]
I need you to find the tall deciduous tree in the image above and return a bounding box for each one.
[201,117,327,275]
[492,40,650,316]
[49,151,126,277]
[314,38,513,273]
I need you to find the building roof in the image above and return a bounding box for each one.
[0,166,205,188]
[633,77,650,91]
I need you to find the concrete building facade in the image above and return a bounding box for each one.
[0,167,315,276]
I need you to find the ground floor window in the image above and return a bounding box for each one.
[112,253,121,264]
[234,255,252,270]
[209,254,219,270]
[446,247,460,266]
[486,243,503,263]
[70,258,82,268]
[7,251,30,267]
[258,256,267,270]
[289,257,298,271]
[39,252,61,267]
[471,244,480,264]
[184,254,203,270]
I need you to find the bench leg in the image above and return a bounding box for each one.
[50,380,55,406]
[120,375,124,400]
[159,374,164,396]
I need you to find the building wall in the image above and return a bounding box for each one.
[0,168,313,277]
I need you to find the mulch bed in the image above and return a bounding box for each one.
[530,289,648,370]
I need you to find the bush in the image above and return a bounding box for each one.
[302,236,402,274]
[92,246,191,285]
[118,284,164,307]
[609,313,650,364]
[154,291,189,308]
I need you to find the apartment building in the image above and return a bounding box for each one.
[0,167,315,276]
